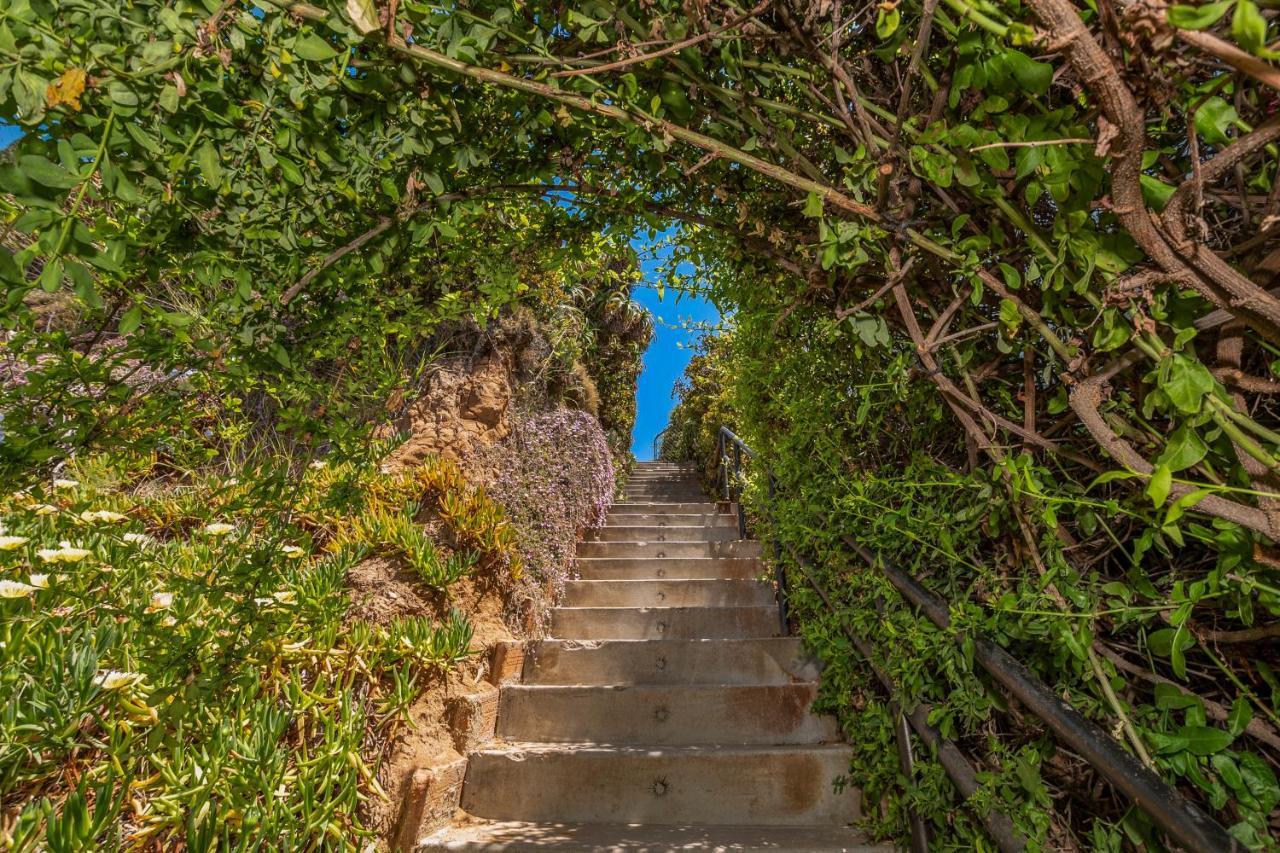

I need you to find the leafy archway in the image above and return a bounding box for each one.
[3,0,1280,846]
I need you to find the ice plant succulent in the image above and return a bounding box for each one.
[0,579,37,598]
[80,510,129,524]
[36,542,91,564]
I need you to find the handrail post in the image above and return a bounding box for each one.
[732,441,745,538]
[768,472,788,635]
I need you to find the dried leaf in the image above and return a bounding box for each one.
[1094,115,1119,157]
[45,68,86,112]
[346,0,380,34]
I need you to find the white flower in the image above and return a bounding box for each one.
[0,580,36,598]
[31,504,58,516]
[122,532,155,546]
[224,478,239,486]
[52,478,79,490]
[0,536,28,550]
[203,523,235,536]
[80,510,128,524]
[280,545,305,559]
[36,542,91,564]
[147,591,174,612]
[93,670,141,690]
[253,597,276,607]
[29,574,49,589]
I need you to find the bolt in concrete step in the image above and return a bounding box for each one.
[611,502,722,514]
[515,638,822,686]
[575,557,762,580]
[563,579,775,608]
[578,541,762,559]
[624,485,706,494]
[585,525,740,542]
[419,820,886,851]
[461,743,859,826]
[578,541,720,559]
[599,513,737,529]
[551,606,780,640]
[497,683,839,745]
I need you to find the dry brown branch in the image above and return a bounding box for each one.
[552,0,772,77]
[1069,374,1278,536]
[1028,0,1280,344]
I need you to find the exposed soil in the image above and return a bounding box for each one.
[348,557,516,847]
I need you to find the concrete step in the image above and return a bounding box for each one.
[551,606,780,640]
[626,473,700,482]
[497,683,839,745]
[461,743,859,826]
[624,484,705,492]
[585,525,739,542]
[563,580,774,608]
[622,494,710,503]
[419,820,884,851]
[611,502,722,514]
[599,513,737,529]
[575,557,762,580]
[514,639,822,686]
[577,541,761,559]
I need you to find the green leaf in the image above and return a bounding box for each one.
[1194,97,1239,145]
[1154,682,1201,710]
[1147,464,1172,507]
[1140,174,1176,211]
[118,304,143,335]
[277,155,304,185]
[1238,752,1280,813]
[1158,425,1208,471]
[1003,50,1053,95]
[803,191,824,218]
[875,7,900,39]
[1175,725,1234,756]
[1164,487,1212,528]
[38,258,63,293]
[1167,0,1234,29]
[1227,696,1252,736]
[1162,354,1216,413]
[294,32,341,62]
[19,155,79,189]
[159,85,180,113]
[1231,0,1267,54]
[1090,470,1136,487]
[196,141,223,190]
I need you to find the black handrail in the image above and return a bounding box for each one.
[717,426,1238,853]
[717,427,786,635]
[651,425,671,461]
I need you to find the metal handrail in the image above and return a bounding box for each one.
[716,426,1237,853]
[717,427,784,635]
[651,425,671,461]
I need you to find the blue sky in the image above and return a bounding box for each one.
[628,235,720,461]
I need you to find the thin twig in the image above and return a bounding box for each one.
[552,0,772,78]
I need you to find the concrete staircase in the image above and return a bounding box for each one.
[421,462,879,851]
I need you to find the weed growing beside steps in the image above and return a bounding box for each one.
[0,452,510,849]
